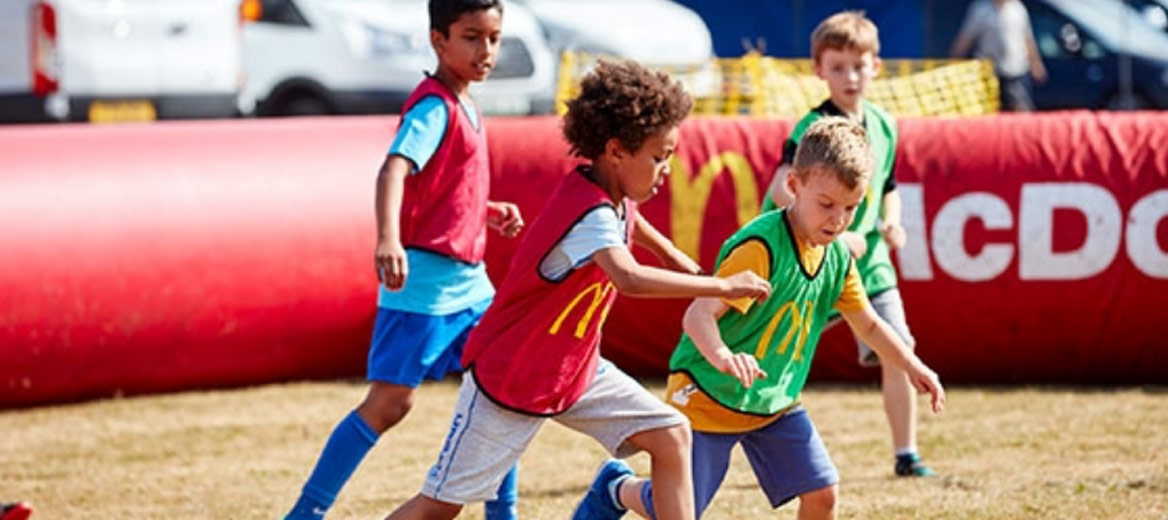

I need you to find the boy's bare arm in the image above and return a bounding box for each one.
[683,297,767,388]
[880,189,907,250]
[374,155,412,291]
[592,246,769,300]
[1026,29,1048,83]
[839,305,946,413]
[631,213,702,274]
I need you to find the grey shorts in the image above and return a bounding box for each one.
[830,288,916,367]
[421,359,687,505]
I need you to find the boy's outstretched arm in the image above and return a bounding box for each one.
[374,155,412,291]
[880,190,907,250]
[839,305,945,413]
[631,213,702,274]
[486,200,524,237]
[592,246,770,300]
[683,297,768,388]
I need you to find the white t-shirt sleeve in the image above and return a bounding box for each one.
[539,205,627,281]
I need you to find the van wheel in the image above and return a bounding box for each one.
[277,95,331,116]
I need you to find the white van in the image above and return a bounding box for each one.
[239,0,557,116]
[0,0,243,123]
[514,0,714,70]
[512,0,717,104]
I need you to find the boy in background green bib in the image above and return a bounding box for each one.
[573,118,944,520]
[764,11,935,478]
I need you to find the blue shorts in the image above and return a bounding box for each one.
[366,297,490,387]
[642,406,838,518]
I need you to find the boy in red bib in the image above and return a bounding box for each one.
[380,60,771,520]
[284,2,523,519]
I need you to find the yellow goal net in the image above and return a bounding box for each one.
[554,51,1000,118]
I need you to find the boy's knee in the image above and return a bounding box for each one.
[800,485,837,515]
[358,384,415,432]
[633,424,692,458]
[667,423,691,447]
[419,500,462,520]
[390,494,462,520]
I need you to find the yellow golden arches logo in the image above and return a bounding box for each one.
[548,282,616,339]
[669,152,761,260]
[754,300,814,362]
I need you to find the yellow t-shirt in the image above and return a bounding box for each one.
[666,237,868,433]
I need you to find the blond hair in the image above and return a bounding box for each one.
[810,10,880,63]
[792,117,873,190]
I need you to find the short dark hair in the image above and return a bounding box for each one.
[562,59,693,160]
[429,0,503,37]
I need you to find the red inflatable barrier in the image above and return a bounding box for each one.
[2,112,1166,408]
[492,113,1168,385]
[0,118,391,407]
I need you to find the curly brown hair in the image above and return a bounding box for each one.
[562,59,693,160]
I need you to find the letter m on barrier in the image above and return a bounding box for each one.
[670,152,760,260]
[548,282,616,339]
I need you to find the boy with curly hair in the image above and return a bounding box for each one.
[379,59,771,520]
[573,118,944,520]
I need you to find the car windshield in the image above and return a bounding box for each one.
[1044,0,1168,60]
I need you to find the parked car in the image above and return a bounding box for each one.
[513,0,713,69]
[1030,0,1168,109]
[0,0,243,123]
[1129,0,1168,33]
[239,0,557,116]
[513,0,717,106]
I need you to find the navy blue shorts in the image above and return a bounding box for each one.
[643,406,838,518]
[366,298,490,388]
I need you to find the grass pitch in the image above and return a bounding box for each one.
[1,381,1165,519]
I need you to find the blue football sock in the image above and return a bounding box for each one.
[286,410,379,519]
[484,465,519,520]
[641,480,658,520]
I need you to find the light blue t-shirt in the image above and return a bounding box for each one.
[387,95,480,172]
[379,94,492,315]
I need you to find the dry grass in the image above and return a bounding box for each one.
[2,380,1166,519]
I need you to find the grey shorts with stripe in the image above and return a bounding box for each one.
[826,287,915,364]
[832,288,916,367]
[422,359,687,505]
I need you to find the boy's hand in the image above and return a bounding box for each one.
[721,271,771,301]
[841,232,867,259]
[880,222,907,250]
[375,239,408,291]
[713,348,767,388]
[907,363,946,414]
[487,201,524,238]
